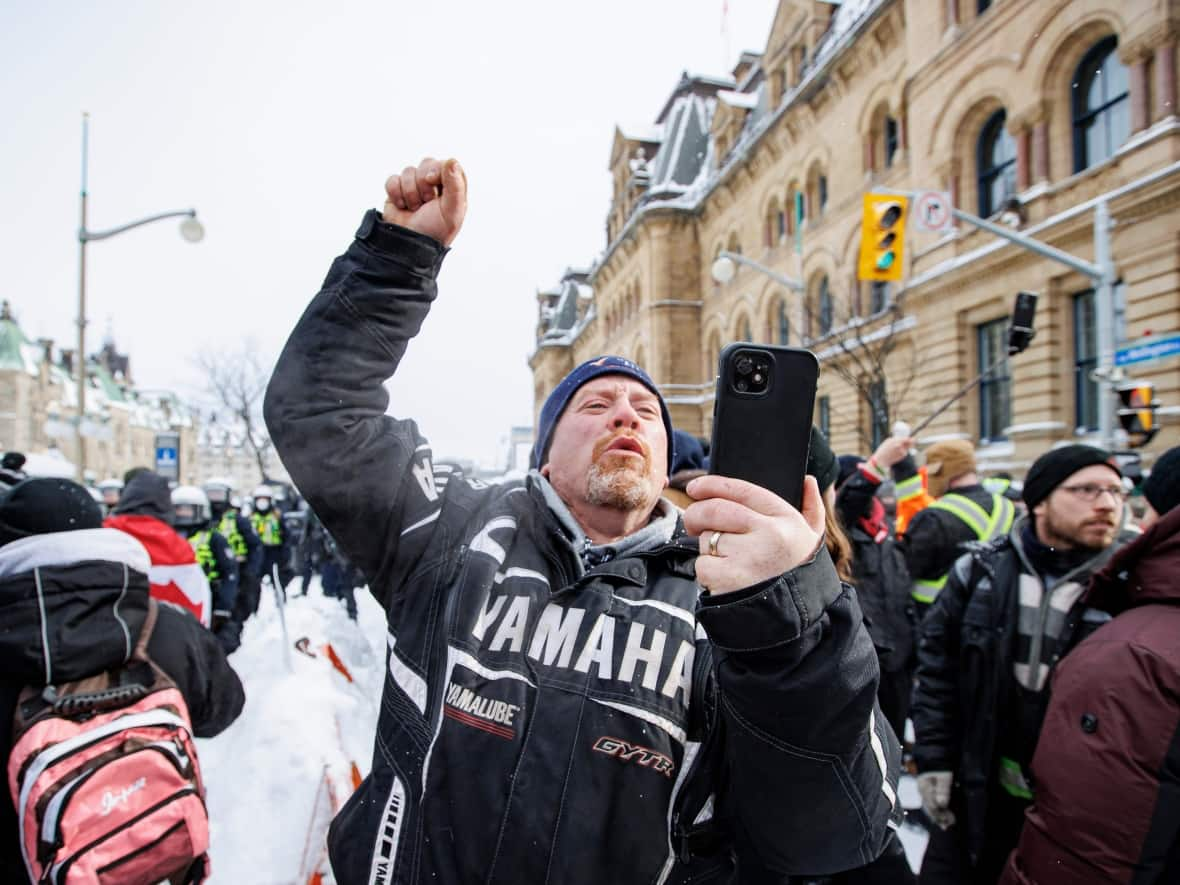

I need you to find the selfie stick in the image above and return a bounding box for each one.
[909,355,1011,436]
[910,312,1036,437]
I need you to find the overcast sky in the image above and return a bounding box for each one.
[1,0,778,468]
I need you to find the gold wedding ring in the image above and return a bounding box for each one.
[708,530,723,557]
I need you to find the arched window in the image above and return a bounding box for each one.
[884,117,899,168]
[818,277,833,336]
[870,281,890,314]
[776,299,790,345]
[818,175,829,214]
[977,110,1016,217]
[1073,37,1130,173]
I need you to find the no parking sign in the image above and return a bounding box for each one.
[913,190,954,233]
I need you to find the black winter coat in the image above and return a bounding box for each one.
[264,211,902,885]
[836,470,915,673]
[0,527,245,883]
[911,519,1129,868]
[899,484,1000,585]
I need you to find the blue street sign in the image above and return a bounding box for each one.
[1115,333,1180,367]
[154,431,181,481]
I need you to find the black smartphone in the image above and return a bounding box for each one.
[1007,291,1039,355]
[709,343,819,510]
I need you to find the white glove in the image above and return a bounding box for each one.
[917,771,956,830]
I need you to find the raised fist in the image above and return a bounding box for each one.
[382,157,467,246]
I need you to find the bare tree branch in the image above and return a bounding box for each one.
[808,283,919,448]
[194,341,274,481]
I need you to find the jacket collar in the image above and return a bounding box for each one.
[529,471,680,573]
[1086,505,1180,612]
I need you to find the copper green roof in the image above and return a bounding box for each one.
[0,316,35,373]
[89,360,127,403]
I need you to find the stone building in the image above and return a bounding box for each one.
[530,0,1180,474]
[194,415,288,499]
[0,301,199,484]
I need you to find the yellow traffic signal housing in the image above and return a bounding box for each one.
[858,194,908,282]
[1117,380,1159,448]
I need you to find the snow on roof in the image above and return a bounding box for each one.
[547,0,888,311]
[811,0,877,73]
[646,92,716,196]
[718,90,759,109]
[618,124,664,144]
[681,71,737,90]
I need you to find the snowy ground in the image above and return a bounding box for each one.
[898,773,929,873]
[198,579,386,884]
[197,578,929,881]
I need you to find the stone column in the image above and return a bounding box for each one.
[1015,126,1031,190]
[863,135,875,173]
[1155,41,1177,119]
[946,0,959,30]
[1033,121,1049,183]
[1129,56,1151,132]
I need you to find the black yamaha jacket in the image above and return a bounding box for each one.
[264,212,901,885]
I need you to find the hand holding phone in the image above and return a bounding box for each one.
[682,473,826,596]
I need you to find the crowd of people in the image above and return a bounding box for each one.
[0,152,1176,884]
[0,458,367,882]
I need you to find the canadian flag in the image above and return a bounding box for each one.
[105,514,211,627]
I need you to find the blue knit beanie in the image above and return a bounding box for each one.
[531,356,674,474]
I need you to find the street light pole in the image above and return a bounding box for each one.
[1093,200,1117,450]
[75,113,205,482]
[77,113,90,483]
[711,250,806,292]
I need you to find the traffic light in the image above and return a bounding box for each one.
[1117,380,1159,448]
[858,194,908,282]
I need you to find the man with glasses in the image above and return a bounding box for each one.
[912,445,1135,885]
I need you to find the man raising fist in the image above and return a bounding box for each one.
[264,158,900,884]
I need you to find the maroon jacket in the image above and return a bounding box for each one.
[1001,506,1180,884]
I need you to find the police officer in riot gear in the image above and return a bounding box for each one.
[251,484,290,597]
[172,485,241,652]
[203,478,264,624]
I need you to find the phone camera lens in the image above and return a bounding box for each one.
[735,379,749,392]
[735,356,754,376]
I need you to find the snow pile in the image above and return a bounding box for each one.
[198,580,386,884]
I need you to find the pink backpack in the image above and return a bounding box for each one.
[8,599,210,884]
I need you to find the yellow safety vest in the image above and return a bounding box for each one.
[911,493,1016,604]
[252,511,282,547]
[218,511,248,560]
[189,530,219,583]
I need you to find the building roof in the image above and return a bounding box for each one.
[0,304,42,375]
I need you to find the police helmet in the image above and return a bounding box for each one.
[97,477,124,507]
[171,485,211,529]
[252,484,274,511]
[203,477,234,505]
